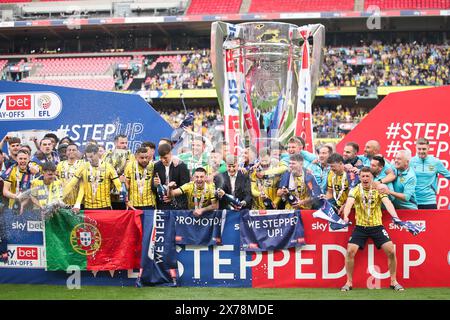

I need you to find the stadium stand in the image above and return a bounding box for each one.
[21,77,115,91]
[8,0,186,16]
[18,56,134,90]
[0,60,8,72]
[0,0,31,3]
[30,56,131,77]
[186,0,242,14]
[364,0,450,9]
[248,0,355,13]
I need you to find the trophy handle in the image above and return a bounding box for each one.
[307,24,325,102]
[211,21,230,116]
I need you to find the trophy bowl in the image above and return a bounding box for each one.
[211,21,325,150]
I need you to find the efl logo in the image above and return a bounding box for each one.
[17,247,38,260]
[6,95,32,110]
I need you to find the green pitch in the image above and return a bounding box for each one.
[0,284,449,300]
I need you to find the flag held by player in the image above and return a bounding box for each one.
[313,199,351,230]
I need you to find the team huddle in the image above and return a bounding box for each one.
[0,133,449,290]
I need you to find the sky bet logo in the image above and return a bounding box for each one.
[0,95,32,110]
[0,92,62,121]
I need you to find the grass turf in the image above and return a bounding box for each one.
[0,284,449,300]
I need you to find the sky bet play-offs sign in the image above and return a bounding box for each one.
[0,81,172,152]
[0,92,62,121]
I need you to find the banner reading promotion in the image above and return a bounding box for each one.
[337,86,450,209]
[175,210,226,246]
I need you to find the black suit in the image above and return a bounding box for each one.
[214,171,252,210]
[152,160,190,210]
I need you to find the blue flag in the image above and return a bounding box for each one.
[240,209,305,251]
[392,217,425,236]
[175,210,226,246]
[347,171,360,188]
[313,199,351,230]
[141,210,178,286]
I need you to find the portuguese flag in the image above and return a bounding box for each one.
[44,209,142,271]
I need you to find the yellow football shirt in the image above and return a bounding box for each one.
[124,161,156,208]
[56,160,84,206]
[348,185,387,227]
[31,178,64,207]
[327,171,351,207]
[285,174,312,210]
[73,162,122,209]
[250,170,282,209]
[4,166,34,208]
[180,181,216,210]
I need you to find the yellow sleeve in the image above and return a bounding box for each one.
[208,184,217,203]
[56,162,62,178]
[180,182,191,195]
[250,173,261,197]
[327,172,333,190]
[109,165,122,191]
[348,187,357,199]
[31,180,40,197]
[74,182,84,207]
[63,162,85,194]
[263,164,288,176]
[124,162,133,180]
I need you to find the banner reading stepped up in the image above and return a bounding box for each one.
[240,210,306,251]
[44,209,142,271]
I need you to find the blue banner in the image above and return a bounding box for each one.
[0,81,172,153]
[175,210,226,246]
[240,210,306,251]
[141,210,178,286]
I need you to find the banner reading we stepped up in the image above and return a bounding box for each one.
[337,86,450,209]
[44,209,142,271]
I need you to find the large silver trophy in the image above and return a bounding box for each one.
[211,21,325,153]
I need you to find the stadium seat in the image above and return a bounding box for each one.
[186,0,242,14]
[0,0,31,3]
[248,0,355,13]
[364,0,450,9]
[21,56,132,91]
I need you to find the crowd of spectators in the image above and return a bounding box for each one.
[157,105,369,139]
[143,49,213,90]
[320,41,450,87]
[140,41,449,91]
[312,106,369,138]
[159,107,222,129]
